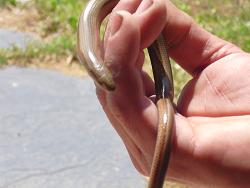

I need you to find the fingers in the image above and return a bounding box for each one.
[104,11,142,94]
[99,9,159,172]
[162,1,242,75]
[105,0,243,76]
[99,0,174,175]
[105,0,167,49]
[135,0,167,49]
[108,0,242,75]
[103,0,141,48]
[104,0,167,95]
[103,0,167,95]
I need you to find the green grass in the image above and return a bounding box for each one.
[0,0,16,7]
[0,0,87,66]
[33,0,86,57]
[35,0,86,33]
[0,34,76,67]
[0,51,8,66]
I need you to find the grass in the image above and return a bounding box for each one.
[35,0,86,34]
[0,36,75,68]
[0,51,8,66]
[0,0,16,7]
[0,0,87,65]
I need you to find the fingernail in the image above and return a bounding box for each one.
[110,11,124,37]
[136,0,154,14]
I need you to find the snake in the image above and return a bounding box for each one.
[77,0,174,188]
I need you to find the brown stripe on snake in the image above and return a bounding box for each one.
[77,1,175,188]
[147,34,174,188]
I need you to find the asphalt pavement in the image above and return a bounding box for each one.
[0,28,146,188]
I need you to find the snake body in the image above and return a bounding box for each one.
[77,1,174,188]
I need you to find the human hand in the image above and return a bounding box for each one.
[96,0,250,187]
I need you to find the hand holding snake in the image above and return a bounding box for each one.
[81,0,250,187]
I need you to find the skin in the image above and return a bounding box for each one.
[95,0,250,187]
